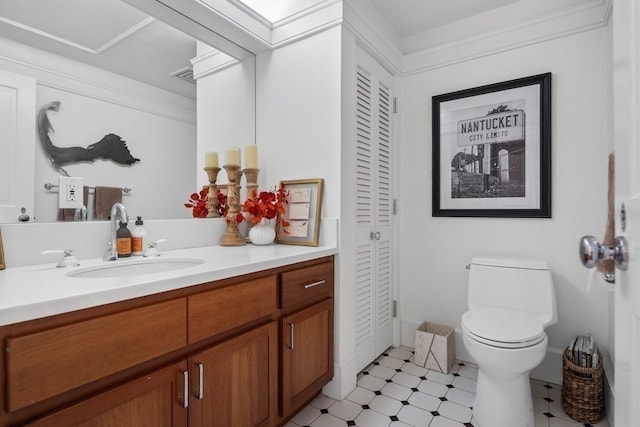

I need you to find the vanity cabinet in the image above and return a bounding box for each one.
[0,256,334,427]
[185,275,279,426]
[279,261,334,419]
[21,322,278,427]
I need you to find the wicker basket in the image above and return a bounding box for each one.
[561,350,604,424]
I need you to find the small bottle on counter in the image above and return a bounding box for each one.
[116,221,132,258]
[131,216,147,256]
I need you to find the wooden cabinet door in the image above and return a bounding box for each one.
[280,299,334,418]
[25,361,188,427]
[188,321,278,427]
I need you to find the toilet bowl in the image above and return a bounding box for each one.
[462,308,548,427]
[461,257,557,427]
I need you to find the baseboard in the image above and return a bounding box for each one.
[322,353,358,401]
[530,346,563,385]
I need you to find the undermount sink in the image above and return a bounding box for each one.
[66,258,206,279]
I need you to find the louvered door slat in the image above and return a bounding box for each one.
[356,244,373,345]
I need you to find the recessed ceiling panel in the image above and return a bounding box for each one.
[0,0,149,49]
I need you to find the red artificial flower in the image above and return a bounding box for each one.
[185,187,231,219]
[185,187,209,218]
[241,184,289,225]
[216,190,228,217]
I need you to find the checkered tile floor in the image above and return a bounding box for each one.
[284,347,610,427]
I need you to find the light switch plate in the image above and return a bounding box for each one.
[58,176,83,209]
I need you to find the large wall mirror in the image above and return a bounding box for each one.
[0,0,256,223]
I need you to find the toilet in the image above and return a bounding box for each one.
[461,257,557,427]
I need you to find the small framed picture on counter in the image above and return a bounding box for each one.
[276,178,324,247]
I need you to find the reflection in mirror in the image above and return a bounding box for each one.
[0,0,256,223]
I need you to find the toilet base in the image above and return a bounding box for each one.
[473,368,535,427]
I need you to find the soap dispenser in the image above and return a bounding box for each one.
[131,216,147,256]
[116,221,132,258]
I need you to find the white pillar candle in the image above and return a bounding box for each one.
[245,145,258,169]
[225,147,241,166]
[204,151,218,168]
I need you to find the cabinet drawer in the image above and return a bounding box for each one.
[188,275,278,343]
[281,261,334,312]
[6,298,187,412]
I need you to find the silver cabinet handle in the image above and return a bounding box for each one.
[195,363,204,400]
[289,323,295,350]
[369,231,381,240]
[181,370,189,409]
[304,280,326,289]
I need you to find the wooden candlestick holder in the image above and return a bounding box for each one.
[204,167,221,218]
[244,168,260,200]
[220,165,246,246]
[243,168,260,242]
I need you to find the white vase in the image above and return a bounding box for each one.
[249,219,276,245]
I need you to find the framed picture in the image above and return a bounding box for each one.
[432,73,551,218]
[0,226,5,270]
[276,178,324,246]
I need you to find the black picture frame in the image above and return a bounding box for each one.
[432,73,551,218]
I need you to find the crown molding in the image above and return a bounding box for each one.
[123,0,344,56]
[191,47,239,79]
[270,1,342,49]
[403,0,612,76]
[342,0,403,74]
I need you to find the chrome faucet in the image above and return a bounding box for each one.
[103,203,128,261]
[74,205,87,221]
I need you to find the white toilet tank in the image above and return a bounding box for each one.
[468,257,558,328]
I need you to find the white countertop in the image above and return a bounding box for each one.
[0,244,337,326]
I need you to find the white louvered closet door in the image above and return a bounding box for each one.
[354,47,394,372]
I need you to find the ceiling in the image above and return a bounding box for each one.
[0,0,530,98]
[367,0,522,39]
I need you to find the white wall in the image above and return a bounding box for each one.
[0,37,197,222]
[255,26,342,218]
[195,44,256,185]
[398,26,613,385]
[196,27,342,211]
[255,25,344,398]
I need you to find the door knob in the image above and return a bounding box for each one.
[579,235,629,271]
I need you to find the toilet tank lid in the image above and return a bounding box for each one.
[471,257,549,270]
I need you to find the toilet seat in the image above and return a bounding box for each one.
[462,307,545,349]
